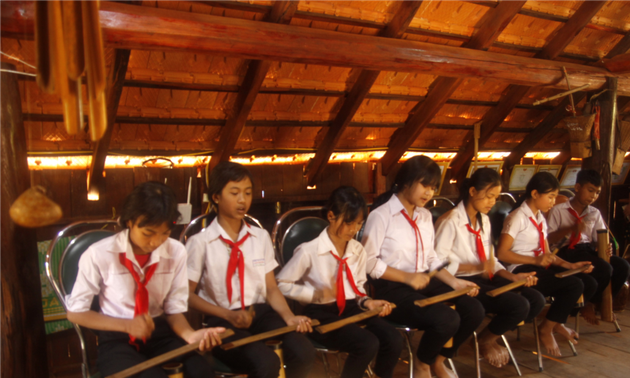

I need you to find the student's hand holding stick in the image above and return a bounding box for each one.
[186,327,227,351]
[106,328,235,378]
[284,315,313,333]
[512,271,537,287]
[535,252,556,268]
[555,263,592,278]
[404,272,431,290]
[222,320,321,350]
[126,313,155,341]
[364,299,394,317]
[226,309,254,329]
[427,259,451,278]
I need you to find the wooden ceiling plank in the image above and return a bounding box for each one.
[207,1,298,170]
[87,49,131,195]
[2,2,627,92]
[604,52,630,74]
[305,1,423,185]
[605,31,630,59]
[448,1,605,179]
[380,1,526,174]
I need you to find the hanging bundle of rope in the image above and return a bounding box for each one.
[34,0,107,142]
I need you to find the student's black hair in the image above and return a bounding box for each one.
[207,161,254,211]
[323,186,368,223]
[458,168,502,204]
[512,171,560,210]
[119,181,180,229]
[575,169,602,187]
[372,156,442,210]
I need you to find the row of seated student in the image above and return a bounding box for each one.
[65,157,630,378]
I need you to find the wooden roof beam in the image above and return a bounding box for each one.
[206,0,297,171]
[3,2,627,92]
[605,52,630,74]
[379,0,526,175]
[305,1,423,186]
[448,1,605,179]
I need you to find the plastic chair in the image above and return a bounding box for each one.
[426,197,455,225]
[45,219,120,378]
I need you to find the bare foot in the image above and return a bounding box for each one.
[581,303,600,325]
[432,358,457,378]
[479,342,505,368]
[553,323,578,345]
[538,325,562,357]
[413,361,432,378]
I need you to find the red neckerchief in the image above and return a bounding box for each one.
[567,208,586,249]
[119,253,158,349]
[220,231,251,311]
[329,251,366,315]
[529,217,546,257]
[400,210,424,272]
[465,223,493,279]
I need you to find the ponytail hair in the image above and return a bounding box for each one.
[458,168,501,204]
[323,186,367,223]
[372,156,442,210]
[512,171,560,210]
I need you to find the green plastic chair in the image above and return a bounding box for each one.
[45,220,119,378]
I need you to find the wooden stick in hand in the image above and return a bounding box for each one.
[486,279,528,297]
[414,286,478,307]
[106,329,235,378]
[555,265,590,278]
[222,319,321,350]
[316,304,397,334]
[428,260,451,278]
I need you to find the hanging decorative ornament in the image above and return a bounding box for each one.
[9,186,63,228]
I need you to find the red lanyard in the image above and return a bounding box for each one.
[329,251,366,315]
[119,253,158,348]
[400,210,424,272]
[220,233,251,310]
[567,208,586,249]
[529,217,546,257]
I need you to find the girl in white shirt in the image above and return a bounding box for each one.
[497,172,594,357]
[435,168,545,368]
[67,182,224,378]
[277,186,403,378]
[186,162,316,378]
[362,156,484,378]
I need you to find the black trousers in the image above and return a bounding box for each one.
[372,278,485,365]
[512,265,587,323]
[96,317,214,378]
[204,304,315,378]
[303,300,403,378]
[558,244,630,303]
[461,275,545,334]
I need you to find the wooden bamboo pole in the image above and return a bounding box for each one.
[106,329,235,378]
[554,265,590,278]
[222,319,321,350]
[414,286,478,307]
[598,229,614,322]
[316,305,396,334]
[486,279,528,297]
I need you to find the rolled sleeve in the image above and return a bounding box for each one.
[502,216,521,239]
[362,213,388,279]
[163,245,189,315]
[434,220,458,275]
[276,247,314,303]
[66,249,101,313]
[262,233,279,273]
[185,235,205,283]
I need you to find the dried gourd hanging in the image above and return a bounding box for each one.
[9,186,63,228]
[34,0,107,142]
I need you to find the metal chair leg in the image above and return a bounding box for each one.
[366,364,374,378]
[568,340,578,356]
[402,331,414,378]
[533,321,543,372]
[614,318,622,332]
[448,358,459,378]
[501,335,522,376]
[321,353,331,378]
[473,331,481,378]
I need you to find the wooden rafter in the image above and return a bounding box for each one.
[87,49,130,196]
[448,1,605,179]
[305,1,423,186]
[3,2,628,92]
[605,31,630,59]
[380,0,526,175]
[503,92,587,171]
[206,1,297,171]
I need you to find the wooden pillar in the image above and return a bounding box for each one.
[583,77,617,224]
[1,63,49,377]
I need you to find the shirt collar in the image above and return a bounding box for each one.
[109,229,170,265]
[206,217,256,243]
[520,201,543,222]
[456,201,483,231]
[317,227,359,258]
[388,194,421,218]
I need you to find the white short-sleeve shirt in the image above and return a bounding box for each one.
[361,194,443,279]
[277,227,367,304]
[547,201,607,249]
[501,201,548,272]
[434,201,505,276]
[66,229,189,318]
[186,219,278,310]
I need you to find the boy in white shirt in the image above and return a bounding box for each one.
[548,169,630,324]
